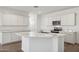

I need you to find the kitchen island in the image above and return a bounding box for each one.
[16,32,65,52]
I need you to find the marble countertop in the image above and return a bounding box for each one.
[16,32,65,38]
[0,30,30,32]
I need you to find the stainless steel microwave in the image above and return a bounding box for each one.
[52,21,61,26]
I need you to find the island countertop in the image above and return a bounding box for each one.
[16,32,65,38]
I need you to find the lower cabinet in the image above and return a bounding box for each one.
[61,32,79,44]
[0,32,21,44]
[64,32,76,44]
[76,32,79,44]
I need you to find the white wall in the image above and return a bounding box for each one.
[29,12,38,32]
[37,15,42,32]
[40,7,79,32]
[28,12,42,32]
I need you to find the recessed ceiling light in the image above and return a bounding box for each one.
[33,6,39,8]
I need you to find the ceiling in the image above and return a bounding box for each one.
[0,6,78,14]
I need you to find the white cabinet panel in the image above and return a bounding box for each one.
[0,13,3,25]
[0,32,21,44]
[17,15,24,25]
[3,32,11,44]
[23,17,29,25]
[3,14,17,25]
[64,32,76,44]
[61,13,75,25]
[17,15,28,25]
[76,32,79,44]
[11,33,21,42]
[0,33,2,44]
[3,13,28,25]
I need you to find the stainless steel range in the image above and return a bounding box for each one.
[51,27,62,33]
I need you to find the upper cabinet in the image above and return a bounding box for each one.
[0,13,3,25]
[17,15,28,25]
[17,15,24,25]
[2,13,28,26]
[61,13,75,26]
[3,14,17,25]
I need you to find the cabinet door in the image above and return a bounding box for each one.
[3,14,17,25]
[2,32,21,44]
[64,32,76,44]
[76,32,79,44]
[61,13,75,25]
[0,33,2,44]
[17,15,24,25]
[3,32,11,44]
[23,17,29,25]
[17,15,28,25]
[0,13,3,25]
[11,33,21,42]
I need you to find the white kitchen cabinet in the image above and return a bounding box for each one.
[11,33,21,42]
[0,13,3,25]
[17,15,28,25]
[3,14,17,25]
[0,33,2,44]
[2,13,28,26]
[76,32,79,44]
[61,13,75,26]
[64,32,76,44]
[0,32,21,44]
[3,32,11,44]
[17,15,24,25]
